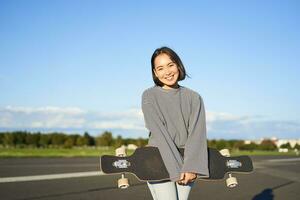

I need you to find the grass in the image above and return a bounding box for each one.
[231,150,299,156]
[0,147,135,158]
[0,147,298,157]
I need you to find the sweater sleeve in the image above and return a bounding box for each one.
[142,91,183,181]
[181,94,209,177]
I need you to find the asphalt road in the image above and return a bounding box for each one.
[0,155,299,200]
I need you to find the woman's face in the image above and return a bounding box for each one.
[153,53,180,89]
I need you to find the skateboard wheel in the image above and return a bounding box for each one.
[226,176,238,188]
[116,146,127,157]
[118,177,129,189]
[220,149,230,157]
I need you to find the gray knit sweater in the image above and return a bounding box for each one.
[141,85,209,181]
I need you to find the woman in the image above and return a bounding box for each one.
[141,46,209,200]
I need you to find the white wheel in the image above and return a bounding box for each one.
[226,176,238,188]
[220,149,230,157]
[118,177,129,189]
[115,146,127,157]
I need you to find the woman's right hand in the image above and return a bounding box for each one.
[177,172,197,185]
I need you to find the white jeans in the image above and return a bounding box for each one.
[147,180,194,200]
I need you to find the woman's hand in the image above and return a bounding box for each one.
[177,172,197,185]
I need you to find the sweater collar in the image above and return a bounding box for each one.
[154,85,182,93]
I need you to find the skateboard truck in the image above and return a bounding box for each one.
[115,146,130,189]
[219,149,238,188]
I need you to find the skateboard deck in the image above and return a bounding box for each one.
[100,146,253,182]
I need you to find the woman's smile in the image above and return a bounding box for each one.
[165,75,174,80]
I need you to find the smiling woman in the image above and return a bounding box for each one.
[142,46,209,200]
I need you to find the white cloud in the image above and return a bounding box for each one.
[31,116,86,128]
[89,121,145,131]
[206,111,300,139]
[0,112,14,127]
[0,106,145,132]
[4,106,86,115]
[206,112,245,122]
[0,106,299,139]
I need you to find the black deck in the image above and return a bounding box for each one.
[100,147,253,181]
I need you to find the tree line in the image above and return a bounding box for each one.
[208,139,298,151]
[0,131,299,151]
[0,131,147,148]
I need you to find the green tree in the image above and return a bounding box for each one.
[239,142,258,151]
[227,140,242,150]
[113,135,123,148]
[208,139,217,148]
[123,138,135,146]
[39,134,51,147]
[233,140,245,150]
[294,143,300,150]
[0,133,3,145]
[216,139,228,150]
[51,133,66,147]
[76,135,88,146]
[136,137,147,147]
[96,131,113,146]
[25,133,40,147]
[3,133,16,147]
[258,140,277,151]
[83,132,94,146]
[64,135,77,148]
[280,142,292,149]
[14,131,27,147]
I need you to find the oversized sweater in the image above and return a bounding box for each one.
[141,85,209,181]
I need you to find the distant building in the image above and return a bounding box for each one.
[244,139,261,145]
[244,137,300,148]
[127,144,138,150]
[274,139,300,148]
[278,148,289,153]
[244,140,251,144]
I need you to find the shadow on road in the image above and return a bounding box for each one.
[15,183,145,200]
[252,189,274,200]
[252,181,294,200]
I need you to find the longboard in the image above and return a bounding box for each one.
[100,147,253,187]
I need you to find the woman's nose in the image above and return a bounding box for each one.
[165,69,171,75]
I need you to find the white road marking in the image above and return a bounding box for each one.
[0,171,105,183]
[267,158,300,162]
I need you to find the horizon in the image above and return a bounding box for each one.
[0,129,298,141]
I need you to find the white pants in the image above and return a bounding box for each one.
[147,180,194,200]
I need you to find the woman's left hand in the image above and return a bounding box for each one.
[177,172,197,185]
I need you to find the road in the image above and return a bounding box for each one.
[0,155,299,200]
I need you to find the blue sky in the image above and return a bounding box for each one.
[0,0,299,139]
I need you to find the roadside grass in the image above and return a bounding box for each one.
[0,147,298,157]
[231,150,299,156]
[0,147,135,158]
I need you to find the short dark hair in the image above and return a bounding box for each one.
[151,46,188,86]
